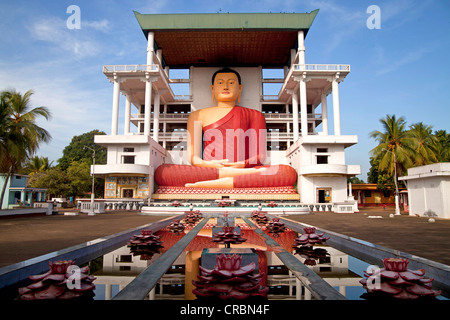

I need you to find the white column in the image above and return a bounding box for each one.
[298,30,306,65]
[291,91,299,141]
[111,75,120,135]
[124,94,131,135]
[300,76,308,136]
[153,91,160,142]
[332,75,341,136]
[147,32,154,66]
[321,91,329,135]
[144,75,152,136]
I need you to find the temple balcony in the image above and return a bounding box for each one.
[279,64,351,104]
[92,164,151,177]
[299,164,361,176]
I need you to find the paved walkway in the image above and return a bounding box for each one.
[0,207,449,268]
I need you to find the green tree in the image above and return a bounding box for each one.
[22,156,54,175]
[58,130,106,170]
[65,160,104,198]
[369,114,415,177]
[367,156,396,192]
[28,167,69,199]
[434,130,450,162]
[369,115,416,213]
[408,122,438,166]
[0,89,52,208]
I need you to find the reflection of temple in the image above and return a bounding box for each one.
[92,11,360,205]
[93,229,362,300]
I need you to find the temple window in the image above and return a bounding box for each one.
[317,155,328,164]
[123,155,135,164]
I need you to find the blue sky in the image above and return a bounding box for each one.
[1,0,449,181]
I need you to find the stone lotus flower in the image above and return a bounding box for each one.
[218,200,230,207]
[293,246,329,266]
[252,212,269,226]
[184,212,202,225]
[168,219,186,234]
[192,254,268,300]
[171,200,182,207]
[360,258,442,299]
[267,201,278,208]
[212,226,247,245]
[267,218,286,236]
[128,230,164,259]
[18,260,96,300]
[293,227,329,247]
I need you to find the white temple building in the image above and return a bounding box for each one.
[92,11,361,207]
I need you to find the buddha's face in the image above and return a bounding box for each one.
[211,72,242,104]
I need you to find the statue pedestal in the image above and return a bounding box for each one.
[200,248,259,273]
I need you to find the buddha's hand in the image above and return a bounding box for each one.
[201,159,228,168]
[221,161,245,168]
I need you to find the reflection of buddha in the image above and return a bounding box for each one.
[155,68,297,188]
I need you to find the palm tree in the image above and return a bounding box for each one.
[23,156,54,174]
[434,130,450,162]
[408,122,438,166]
[369,114,415,215]
[369,114,415,177]
[0,89,52,208]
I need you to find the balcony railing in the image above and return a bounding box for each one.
[130,113,322,122]
[103,64,159,73]
[293,64,351,72]
[131,113,190,120]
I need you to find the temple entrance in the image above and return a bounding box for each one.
[317,188,332,203]
[123,189,134,198]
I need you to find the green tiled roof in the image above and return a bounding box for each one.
[134,10,319,34]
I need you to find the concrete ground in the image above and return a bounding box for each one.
[0,206,449,268]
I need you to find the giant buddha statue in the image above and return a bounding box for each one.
[155,68,297,188]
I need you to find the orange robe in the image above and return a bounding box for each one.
[155,106,297,187]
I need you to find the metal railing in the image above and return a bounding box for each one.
[103,64,159,73]
[293,64,351,72]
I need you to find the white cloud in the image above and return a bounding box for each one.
[0,58,112,162]
[375,46,435,76]
[83,19,110,32]
[27,16,110,58]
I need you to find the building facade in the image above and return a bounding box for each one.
[0,174,47,209]
[399,163,450,219]
[92,11,361,204]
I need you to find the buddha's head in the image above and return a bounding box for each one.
[211,67,242,105]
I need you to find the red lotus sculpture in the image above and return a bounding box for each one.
[18,260,96,300]
[267,201,278,208]
[293,246,329,266]
[266,218,286,236]
[168,219,186,234]
[128,230,164,259]
[253,212,269,226]
[293,227,329,247]
[171,200,182,207]
[360,258,441,300]
[212,226,247,246]
[184,211,202,225]
[218,200,231,207]
[192,254,268,300]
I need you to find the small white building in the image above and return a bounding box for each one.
[92,11,361,207]
[399,163,450,219]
